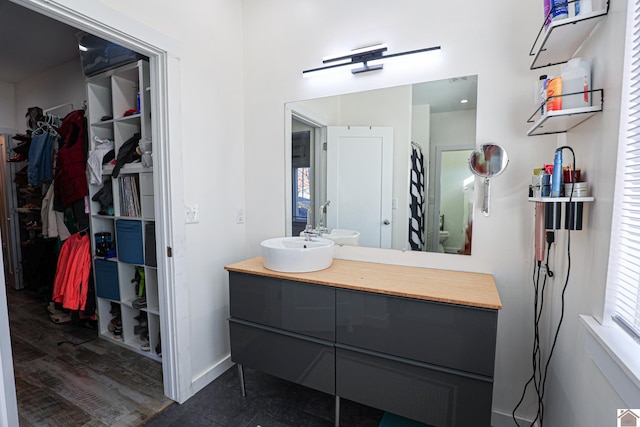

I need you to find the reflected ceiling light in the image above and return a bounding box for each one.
[78,44,88,52]
[303,43,441,77]
[460,99,469,104]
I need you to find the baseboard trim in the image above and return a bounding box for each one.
[492,409,536,427]
[190,355,234,397]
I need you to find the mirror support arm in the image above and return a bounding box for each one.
[482,177,491,216]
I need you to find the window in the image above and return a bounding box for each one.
[605,0,640,344]
[291,130,312,224]
[293,167,311,222]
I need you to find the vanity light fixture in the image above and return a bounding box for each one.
[303,43,441,77]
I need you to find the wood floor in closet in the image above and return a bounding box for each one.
[6,286,171,427]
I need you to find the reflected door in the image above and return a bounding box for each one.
[327,126,393,248]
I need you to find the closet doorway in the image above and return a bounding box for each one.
[0,0,185,424]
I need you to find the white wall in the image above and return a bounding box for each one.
[0,82,16,130]
[14,59,85,126]
[242,0,628,425]
[538,0,630,424]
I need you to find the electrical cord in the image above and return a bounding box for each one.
[513,146,574,427]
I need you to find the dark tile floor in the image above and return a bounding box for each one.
[142,366,385,427]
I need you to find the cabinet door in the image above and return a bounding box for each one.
[336,346,493,427]
[229,320,335,394]
[229,272,335,341]
[336,289,498,377]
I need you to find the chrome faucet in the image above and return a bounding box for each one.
[317,200,331,235]
[297,202,317,241]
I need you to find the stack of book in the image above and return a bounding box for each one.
[120,175,141,217]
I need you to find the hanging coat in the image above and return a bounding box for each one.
[54,109,88,206]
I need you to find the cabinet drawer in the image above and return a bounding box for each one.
[229,319,335,394]
[229,272,335,341]
[336,346,493,427]
[336,289,497,377]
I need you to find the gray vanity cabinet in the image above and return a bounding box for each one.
[227,267,499,427]
[228,272,336,394]
[335,288,497,426]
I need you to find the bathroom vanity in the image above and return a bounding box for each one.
[225,257,502,427]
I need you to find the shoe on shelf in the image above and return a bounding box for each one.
[108,316,121,332]
[20,203,41,209]
[113,324,123,340]
[132,297,147,309]
[7,153,26,162]
[110,302,121,315]
[12,133,31,143]
[19,186,37,195]
[134,311,147,322]
[134,325,148,336]
[140,339,150,352]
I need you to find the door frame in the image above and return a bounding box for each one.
[0,2,190,421]
[285,105,328,237]
[432,144,474,252]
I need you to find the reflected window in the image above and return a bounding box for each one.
[292,131,311,232]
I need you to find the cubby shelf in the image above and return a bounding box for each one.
[86,60,161,362]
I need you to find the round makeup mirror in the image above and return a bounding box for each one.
[469,143,509,216]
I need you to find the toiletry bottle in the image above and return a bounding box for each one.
[561,58,591,109]
[538,74,548,115]
[551,150,563,197]
[550,0,568,20]
[575,0,592,15]
[546,77,563,112]
[544,0,552,28]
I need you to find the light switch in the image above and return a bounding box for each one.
[185,204,199,224]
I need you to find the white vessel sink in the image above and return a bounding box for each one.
[321,229,360,246]
[261,237,335,273]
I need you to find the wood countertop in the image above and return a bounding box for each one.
[225,257,502,310]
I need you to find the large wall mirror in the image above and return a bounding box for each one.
[285,75,478,255]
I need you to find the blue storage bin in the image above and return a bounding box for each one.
[95,259,119,300]
[116,220,144,265]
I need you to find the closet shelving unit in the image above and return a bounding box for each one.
[526,1,609,136]
[86,60,162,361]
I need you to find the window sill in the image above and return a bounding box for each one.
[581,315,640,407]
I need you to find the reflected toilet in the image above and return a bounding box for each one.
[438,230,450,253]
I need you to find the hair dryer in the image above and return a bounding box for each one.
[535,202,545,262]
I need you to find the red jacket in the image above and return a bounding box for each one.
[55,110,88,206]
